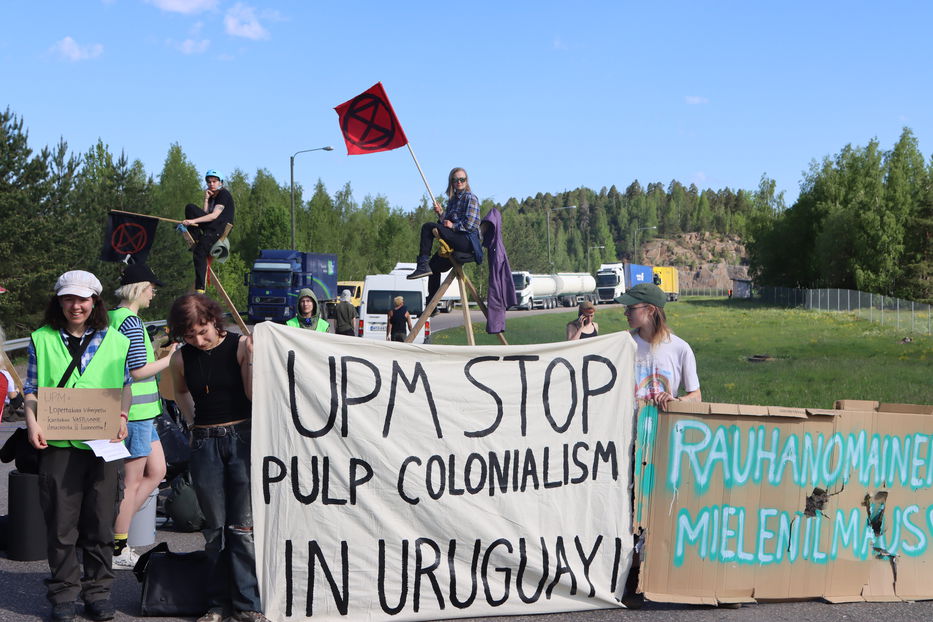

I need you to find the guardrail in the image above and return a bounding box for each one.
[3,320,168,353]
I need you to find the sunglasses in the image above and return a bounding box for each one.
[452,177,467,183]
[624,304,649,314]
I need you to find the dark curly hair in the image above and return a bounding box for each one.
[168,293,226,341]
[43,294,109,332]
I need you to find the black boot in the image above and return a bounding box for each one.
[407,256,432,279]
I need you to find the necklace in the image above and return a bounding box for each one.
[195,335,223,394]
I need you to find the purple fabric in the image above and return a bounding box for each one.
[481,208,516,334]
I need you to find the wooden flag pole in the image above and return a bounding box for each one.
[110,209,182,224]
[407,144,440,209]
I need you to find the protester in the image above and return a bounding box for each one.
[285,288,330,332]
[386,296,412,342]
[182,169,235,293]
[333,289,358,336]
[407,167,482,305]
[616,283,701,410]
[566,300,599,340]
[24,270,131,622]
[168,293,267,622]
[108,263,175,570]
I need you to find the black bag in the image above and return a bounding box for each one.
[155,403,191,470]
[134,542,212,616]
[163,471,205,532]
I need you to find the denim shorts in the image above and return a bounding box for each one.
[125,419,159,458]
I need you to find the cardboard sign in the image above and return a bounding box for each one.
[635,400,933,604]
[37,388,122,440]
[251,322,636,621]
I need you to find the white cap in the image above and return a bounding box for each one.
[341,289,352,301]
[55,270,102,298]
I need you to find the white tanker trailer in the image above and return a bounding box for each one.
[511,271,598,310]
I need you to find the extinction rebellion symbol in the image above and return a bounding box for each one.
[341,93,398,151]
[110,222,149,256]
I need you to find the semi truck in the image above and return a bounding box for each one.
[625,263,654,288]
[652,266,680,301]
[595,263,627,302]
[245,250,338,324]
[511,271,597,310]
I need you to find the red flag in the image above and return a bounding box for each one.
[335,82,409,155]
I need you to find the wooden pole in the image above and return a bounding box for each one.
[456,267,508,346]
[110,209,183,224]
[455,265,475,346]
[178,228,250,335]
[1,350,23,393]
[406,144,440,210]
[406,270,456,343]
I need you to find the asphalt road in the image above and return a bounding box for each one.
[2,307,931,620]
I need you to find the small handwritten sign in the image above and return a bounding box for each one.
[37,388,121,440]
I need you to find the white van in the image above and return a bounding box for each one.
[390,262,458,313]
[359,273,430,343]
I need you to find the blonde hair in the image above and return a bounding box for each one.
[114,281,151,304]
[445,167,471,199]
[642,305,671,347]
[393,295,405,306]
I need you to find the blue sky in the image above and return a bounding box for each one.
[4,1,932,211]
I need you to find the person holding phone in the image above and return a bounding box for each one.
[183,169,235,293]
[566,301,599,340]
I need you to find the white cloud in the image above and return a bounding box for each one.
[147,0,218,14]
[51,36,103,62]
[685,95,710,105]
[224,3,270,40]
[174,38,210,54]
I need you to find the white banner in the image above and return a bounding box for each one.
[252,323,635,621]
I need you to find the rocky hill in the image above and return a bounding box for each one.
[639,232,749,290]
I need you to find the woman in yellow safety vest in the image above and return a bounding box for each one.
[24,270,131,622]
[108,263,178,570]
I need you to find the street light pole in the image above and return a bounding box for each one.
[547,205,577,272]
[633,226,657,264]
[290,146,334,249]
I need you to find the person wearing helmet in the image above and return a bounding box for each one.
[183,170,236,292]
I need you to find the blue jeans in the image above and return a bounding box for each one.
[189,422,261,613]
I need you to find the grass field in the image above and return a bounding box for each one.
[430,297,932,409]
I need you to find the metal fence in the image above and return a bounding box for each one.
[758,286,932,335]
[681,287,731,297]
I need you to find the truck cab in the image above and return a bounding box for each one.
[246,250,337,324]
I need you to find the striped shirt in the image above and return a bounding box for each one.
[116,315,150,371]
[24,328,132,396]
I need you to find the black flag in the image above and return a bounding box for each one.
[100,211,159,263]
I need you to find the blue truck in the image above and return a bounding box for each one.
[245,250,338,324]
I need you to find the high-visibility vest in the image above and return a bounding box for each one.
[109,307,162,421]
[32,325,129,449]
[286,316,329,332]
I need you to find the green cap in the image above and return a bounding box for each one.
[615,283,666,308]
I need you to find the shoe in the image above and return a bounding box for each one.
[231,612,270,622]
[50,602,76,622]
[407,259,432,280]
[112,546,139,570]
[621,591,644,609]
[84,599,115,621]
[197,610,225,622]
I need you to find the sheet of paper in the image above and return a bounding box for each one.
[85,439,130,462]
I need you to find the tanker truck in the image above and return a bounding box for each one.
[511,271,597,310]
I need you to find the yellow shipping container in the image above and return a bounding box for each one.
[652,266,679,301]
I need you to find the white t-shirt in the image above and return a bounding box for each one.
[1,369,15,405]
[631,331,699,401]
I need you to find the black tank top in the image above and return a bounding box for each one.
[181,332,251,426]
[580,328,599,339]
[389,305,409,333]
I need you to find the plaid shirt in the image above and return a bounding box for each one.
[443,190,480,233]
[24,327,132,395]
